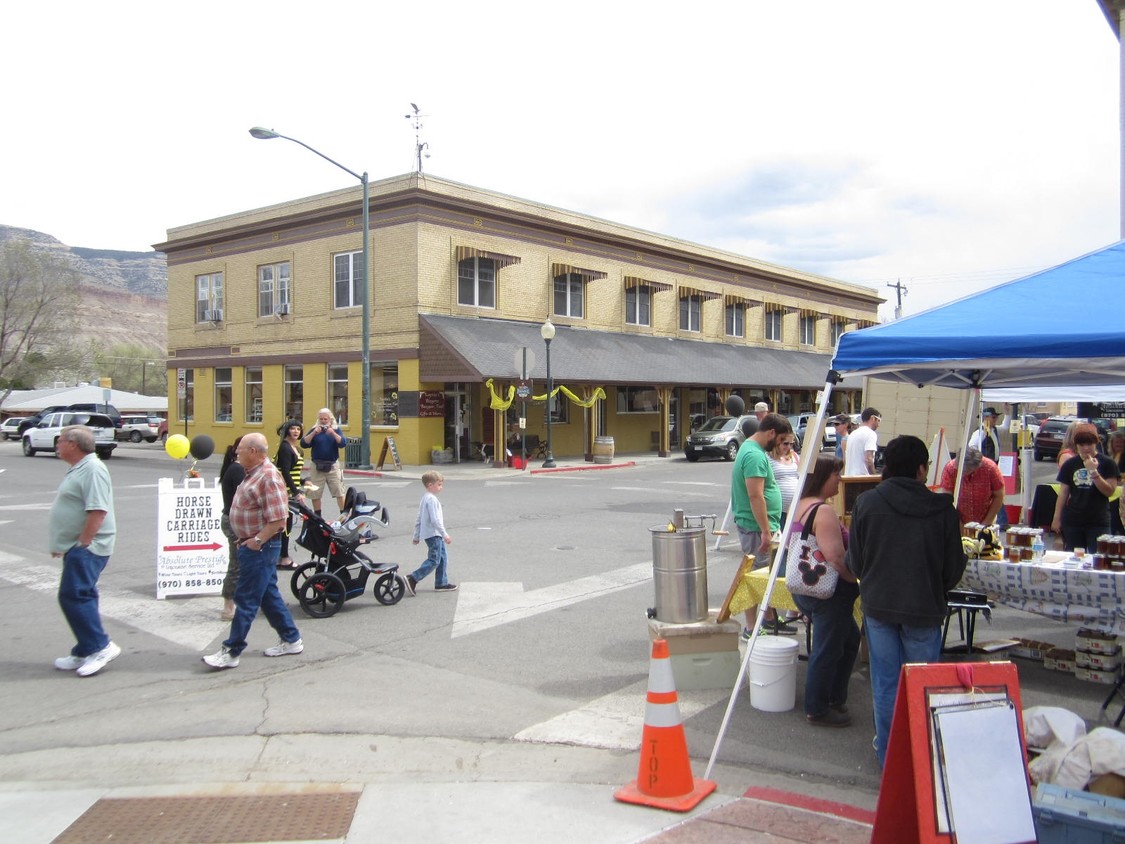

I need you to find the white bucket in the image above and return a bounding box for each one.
[748,636,798,712]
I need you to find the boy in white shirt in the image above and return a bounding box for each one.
[404,471,457,595]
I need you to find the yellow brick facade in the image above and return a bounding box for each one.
[157,174,881,466]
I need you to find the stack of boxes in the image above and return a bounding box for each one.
[1074,628,1122,685]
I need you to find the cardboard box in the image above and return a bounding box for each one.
[1076,628,1119,656]
[647,611,741,656]
[1010,638,1054,661]
[1075,666,1122,685]
[1044,648,1076,673]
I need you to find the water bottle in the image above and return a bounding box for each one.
[1031,534,1045,564]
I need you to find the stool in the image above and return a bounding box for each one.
[941,591,992,654]
[1101,672,1125,727]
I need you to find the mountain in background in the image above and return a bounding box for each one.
[0,224,167,354]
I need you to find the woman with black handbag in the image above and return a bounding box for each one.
[787,455,860,727]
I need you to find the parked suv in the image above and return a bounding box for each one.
[16,405,69,437]
[117,415,161,443]
[22,412,117,459]
[787,413,835,450]
[67,402,122,428]
[1033,417,1070,462]
[684,415,752,462]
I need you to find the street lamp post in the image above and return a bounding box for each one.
[249,127,372,469]
[540,318,556,468]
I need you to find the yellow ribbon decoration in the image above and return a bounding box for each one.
[484,379,606,411]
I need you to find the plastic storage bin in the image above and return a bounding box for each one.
[1033,782,1125,843]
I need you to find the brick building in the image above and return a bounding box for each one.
[156,173,881,466]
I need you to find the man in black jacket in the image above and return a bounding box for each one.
[846,435,966,768]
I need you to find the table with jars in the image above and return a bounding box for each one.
[958,528,1125,635]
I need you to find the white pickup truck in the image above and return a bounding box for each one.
[22,411,117,459]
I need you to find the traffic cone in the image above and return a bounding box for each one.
[614,638,717,812]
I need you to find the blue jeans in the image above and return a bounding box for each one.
[224,537,300,657]
[793,580,861,718]
[865,616,943,767]
[410,536,450,587]
[58,545,111,657]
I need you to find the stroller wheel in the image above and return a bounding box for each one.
[290,562,322,599]
[298,572,346,618]
[373,572,405,606]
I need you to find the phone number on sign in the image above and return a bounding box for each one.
[159,578,224,590]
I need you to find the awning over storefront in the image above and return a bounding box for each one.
[419,313,859,389]
[455,246,521,269]
[623,276,673,292]
[678,285,721,301]
[551,262,607,280]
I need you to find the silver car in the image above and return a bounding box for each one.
[684,415,752,462]
[1,417,29,440]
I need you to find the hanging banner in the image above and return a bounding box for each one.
[156,477,227,599]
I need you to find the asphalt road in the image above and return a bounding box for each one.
[0,440,1115,808]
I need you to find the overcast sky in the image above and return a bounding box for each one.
[3,1,1120,320]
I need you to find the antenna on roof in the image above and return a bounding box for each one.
[405,102,430,174]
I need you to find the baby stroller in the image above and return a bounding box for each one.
[288,487,405,617]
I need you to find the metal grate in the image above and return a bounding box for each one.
[52,791,360,844]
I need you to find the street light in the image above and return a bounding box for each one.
[540,318,557,468]
[249,126,372,469]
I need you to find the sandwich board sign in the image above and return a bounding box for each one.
[156,477,227,598]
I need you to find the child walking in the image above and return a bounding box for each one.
[405,471,456,595]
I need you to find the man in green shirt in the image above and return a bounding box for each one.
[731,412,793,634]
[48,426,119,677]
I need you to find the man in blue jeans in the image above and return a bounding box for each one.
[50,426,120,677]
[846,435,966,767]
[203,432,303,669]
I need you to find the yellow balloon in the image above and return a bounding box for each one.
[165,433,190,460]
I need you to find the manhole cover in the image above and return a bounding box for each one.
[53,791,360,844]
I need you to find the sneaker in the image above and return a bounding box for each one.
[404,575,417,597]
[264,638,304,657]
[757,622,777,636]
[434,583,459,592]
[202,647,240,670]
[773,619,798,635]
[740,627,753,642]
[76,641,122,677]
[806,709,852,728]
[54,655,85,671]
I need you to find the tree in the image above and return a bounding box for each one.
[0,239,82,405]
[92,342,166,394]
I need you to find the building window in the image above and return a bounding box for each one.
[370,361,399,426]
[725,303,745,338]
[799,314,816,346]
[830,319,845,347]
[328,363,349,426]
[180,369,194,422]
[765,309,783,342]
[458,257,496,308]
[284,364,303,421]
[625,285,651,326]
[195,273,223,323]
[245,367,263,423]
[334,251,364,309]
[259,261,292,317]
[546,389,569,424]
[553,273,584,318]
[617,386,660,414]
[214,368,232,422]
[679,295,702,332]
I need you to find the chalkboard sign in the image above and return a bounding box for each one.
[397,391,419,418]
[376,436,402,471]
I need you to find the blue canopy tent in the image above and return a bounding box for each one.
[707,240,1125,775]
[831,240,1125,389]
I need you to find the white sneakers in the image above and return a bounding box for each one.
[202,647,240,670]
[264,638,304,657]
[54,642,122,677]
[202,639,303,669]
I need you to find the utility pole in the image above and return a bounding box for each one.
[886,279,908,319]
[405,103,429,173]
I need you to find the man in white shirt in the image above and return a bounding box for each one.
[845,407,881,475]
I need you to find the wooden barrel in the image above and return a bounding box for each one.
[593,435,615,464]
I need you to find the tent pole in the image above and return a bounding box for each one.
[704,379,835,778]
[952,389,979,507]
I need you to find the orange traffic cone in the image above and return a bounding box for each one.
[614,638,717,812]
